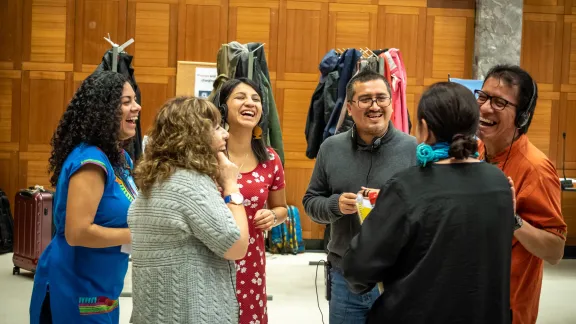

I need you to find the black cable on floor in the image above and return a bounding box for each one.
[315,259,326,324]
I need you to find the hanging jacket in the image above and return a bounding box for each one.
[305,50,340,159]
[95,51,143,161]
[384,49,410,134]
[209,41,247,105]
[258,70,284,164]
[323,49,362,140]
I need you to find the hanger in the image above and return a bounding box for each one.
[363,47,377,58]
[103,33,134,72]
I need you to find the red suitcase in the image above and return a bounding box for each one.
[12,185,54,275]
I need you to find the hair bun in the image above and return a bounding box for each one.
[449,135,477,160]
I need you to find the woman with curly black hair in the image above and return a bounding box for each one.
[29,70,141,324]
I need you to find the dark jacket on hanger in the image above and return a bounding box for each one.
[305,50,340,159]
[323,49,362,140]
[95,51,143,162]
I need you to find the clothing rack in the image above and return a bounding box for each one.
[103,34,135,72]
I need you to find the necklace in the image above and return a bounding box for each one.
[235,152,250,179]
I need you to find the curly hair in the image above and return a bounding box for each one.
[48,70,130,187]
[134,96,222,197]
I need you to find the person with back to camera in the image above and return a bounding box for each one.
[29,70,141,324]
[128,97,249,324]
[302,69,417,323]
[476,65,567,324]
[341,82,516,324]
[212,78,288,324]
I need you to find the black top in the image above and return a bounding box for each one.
[342,162,514,324]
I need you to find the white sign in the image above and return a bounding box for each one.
[194,67,217,98]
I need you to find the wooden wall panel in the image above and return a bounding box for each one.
[19,152,52,191]
[132,3,171,67]
[281,88,315,154]
[277,1,328,80]
[520,2,576,245]
[23,0,75,66]
[0,151,19,208]
[181,0,228,62]
[21,72,70,153]
[378,6,426,84]
[228,0,279,72]
[0,0,23,69]
[560,94,576,170]
[529,97,555,158]
[425,8,474,84]
[75,0,127,69]
[0,79,13,144]
[0,72,21,147]
[328,4,378,50]
[138,82,170,133]
[522,14,563,89]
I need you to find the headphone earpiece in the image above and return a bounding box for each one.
[351,124,385,151]
[515,79,537,130]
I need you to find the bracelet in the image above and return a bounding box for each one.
[270,209,277,226]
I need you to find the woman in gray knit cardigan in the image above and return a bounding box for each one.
[128,97,250,324]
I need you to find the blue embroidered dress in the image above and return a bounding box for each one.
[29,144,136,323]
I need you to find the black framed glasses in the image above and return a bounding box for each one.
[351,97,391,109]
[474,90,517,111]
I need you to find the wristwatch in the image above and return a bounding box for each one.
[514,213,523,231]
[224,192,244,205]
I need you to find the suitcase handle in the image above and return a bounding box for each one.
[18,185,53,197]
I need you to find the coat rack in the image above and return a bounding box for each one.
[104,33,135,72]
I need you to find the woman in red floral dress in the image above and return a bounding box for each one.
[214,78,287,324]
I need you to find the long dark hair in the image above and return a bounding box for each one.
[417,82,479,159]
[216,78,270,163]
[48,70,129,186]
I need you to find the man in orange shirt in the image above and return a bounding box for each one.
[475,64,567,324]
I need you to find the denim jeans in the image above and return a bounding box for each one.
[329,268,380,324]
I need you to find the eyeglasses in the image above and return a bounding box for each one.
[474,90,517,111]
[350,97,391,109]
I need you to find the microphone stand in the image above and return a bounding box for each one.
[561,132,574,189]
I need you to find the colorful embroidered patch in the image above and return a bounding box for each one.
[115,176,135,202]
[78,296,118,315]
[81,159,108,174]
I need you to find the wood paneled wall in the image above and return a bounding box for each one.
[522,0,576,245]
[0,0,573,243]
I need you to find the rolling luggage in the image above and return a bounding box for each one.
[12,185,54,275]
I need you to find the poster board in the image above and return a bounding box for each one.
[175,61,217,98]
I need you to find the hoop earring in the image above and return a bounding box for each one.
[253,125,262,139]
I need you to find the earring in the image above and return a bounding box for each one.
[253,125,262,139]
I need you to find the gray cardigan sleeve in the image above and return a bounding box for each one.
[177,172,241,258]
[302,146,344,224]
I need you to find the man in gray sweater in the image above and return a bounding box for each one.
[303,69,416,324]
